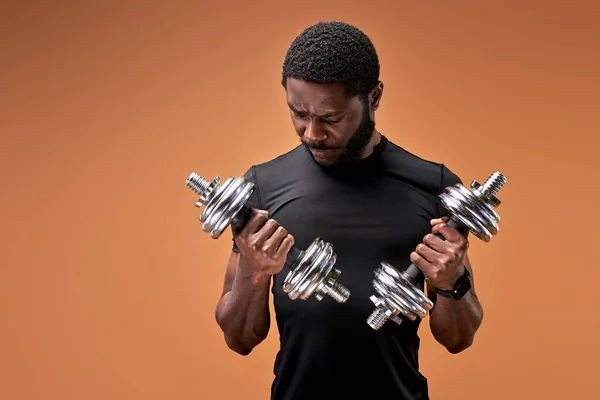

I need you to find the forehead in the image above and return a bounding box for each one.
[285,78,359,113]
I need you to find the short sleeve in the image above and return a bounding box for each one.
[231,166,262,253]
[437,164,470,238]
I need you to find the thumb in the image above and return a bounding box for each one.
[430,216,449,226]
[250,208,269,217]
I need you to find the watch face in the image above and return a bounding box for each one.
[454,272,472,298]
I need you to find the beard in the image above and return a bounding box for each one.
[301,100,376,168]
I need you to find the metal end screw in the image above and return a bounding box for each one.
[367,308,388,330]
[186,173,211,196]
[480,171,507,198]
[321,282,350,303]
[186,172,221,205]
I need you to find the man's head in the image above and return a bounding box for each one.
[281,21,384,167]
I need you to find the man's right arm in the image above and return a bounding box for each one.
[215,210,294,355]
[215,250,272,355]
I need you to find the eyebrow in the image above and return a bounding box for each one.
[287,103,341,118]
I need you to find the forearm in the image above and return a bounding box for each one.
[428,290,483,353]
[216,270,271,355]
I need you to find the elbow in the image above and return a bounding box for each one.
[224,334,261,356]
[224,334,252,355]
[221,325,268,356]
[229,343,254,356]
[445,337,474,354]
[215,308,269,356]
[215,312,252,355]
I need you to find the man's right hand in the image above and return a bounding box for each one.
[233,209,295,281]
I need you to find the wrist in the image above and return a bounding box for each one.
[434,267,472,300]
[238,256,271,286]
[237,268,270,286]
[435,265,466,291]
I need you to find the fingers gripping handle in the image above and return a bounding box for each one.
[402,217,467,284]
[231,205,303,272]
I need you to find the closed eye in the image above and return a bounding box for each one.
[291,110,309,120]
[288,105,342,123]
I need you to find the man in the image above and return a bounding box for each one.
[214,21,483,400]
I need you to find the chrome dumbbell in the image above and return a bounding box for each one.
[367,171,507,330]
[185,172,350,303]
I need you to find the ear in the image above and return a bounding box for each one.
[370,81,384,111]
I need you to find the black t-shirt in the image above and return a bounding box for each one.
[231,135,462,400]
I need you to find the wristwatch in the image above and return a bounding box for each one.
[434,268,472,300]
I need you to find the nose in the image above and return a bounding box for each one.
[302,119,327,143]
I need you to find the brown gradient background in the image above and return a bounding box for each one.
[1,1,598,399]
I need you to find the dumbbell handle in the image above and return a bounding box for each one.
[403,216,467,283]
[230,204,303,272]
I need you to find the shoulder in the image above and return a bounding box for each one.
[254,145,305,176]
[241,144,305,182]
[238,145,306,205]
[382,137,463,195]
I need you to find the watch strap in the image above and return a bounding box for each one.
[434,267,472,300]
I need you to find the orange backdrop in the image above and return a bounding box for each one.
[1,1,598,399]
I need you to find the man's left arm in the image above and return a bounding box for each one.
[409,218,484,354]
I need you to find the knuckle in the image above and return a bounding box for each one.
[438,254,448,264]
[255,212,268,222]
[450,249,460,260]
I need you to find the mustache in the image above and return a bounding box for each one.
[301,141,339,151]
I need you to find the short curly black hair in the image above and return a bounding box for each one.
[281,21,380,99]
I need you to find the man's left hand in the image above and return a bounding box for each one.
[409,217,469,291]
